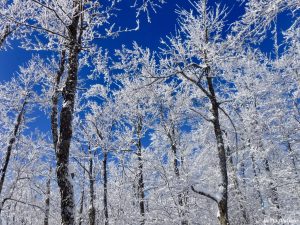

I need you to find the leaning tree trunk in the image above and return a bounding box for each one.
[55,12,81,223]
[0,97,27,197]
[206,74,229,225]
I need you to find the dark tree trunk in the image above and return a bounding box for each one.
[89,150,95,225]
[168,126,188,225]
[56,48,78,224]
[0,97,27,196]
[55,3,81,224]
[103,151,109,225]
[206,74,229,225]
[51,50,66,151]
[264,158,281,220]
[136,118,145,225]
[78,182,84,225]
[44,166,52,225]
[0,25,13,48]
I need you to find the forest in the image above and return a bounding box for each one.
[0,0,299,224]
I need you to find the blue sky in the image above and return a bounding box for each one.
[0,0,242,81]
[1,0,292,135]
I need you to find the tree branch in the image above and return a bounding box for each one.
[191,185,219,203]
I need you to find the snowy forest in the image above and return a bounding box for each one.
[0,0,299,224]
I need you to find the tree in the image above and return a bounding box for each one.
[0,0,165,223]
[0,57,46,199]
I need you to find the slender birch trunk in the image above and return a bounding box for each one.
[0,97,27,196]
[44,166,52,225]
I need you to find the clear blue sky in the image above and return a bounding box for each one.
[1,0,291,134]
[0,0,242,81]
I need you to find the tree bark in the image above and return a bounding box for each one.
[103,151,109,225]
[206,74,229,225]
[44,166,52,225]
[89,150,95,225]
[0,25,13,48]
[55,2,81,223]
[264,158,281,220]
[136,118,145,225]
[0,97,27,196]
[78,179,84,225]
[56,48,78,224]
[51,50,66,151]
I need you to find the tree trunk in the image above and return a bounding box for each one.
[226,147,249,224]
[251,154,266,216]
[136,118,145,225]
[168,126,188,225]
[55,5,81,223]
[0,25,13,48]
[89,150,95,225]
[55,49,78,224]
[251,104,281,219]
[206,75,229,225]
[0,97,27,196]
[51,50,66,151]
[78,182,84,225]
[103,151,109,225]
[264,158,281,220]
[44,166,52,225]
[287,142,300,182]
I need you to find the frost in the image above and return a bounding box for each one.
[214,192,223,203]
[62,100,71,108]
[0,0,298,224]
[208,115,215,121]
[84,84,106,98]
[217,208,220,218]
